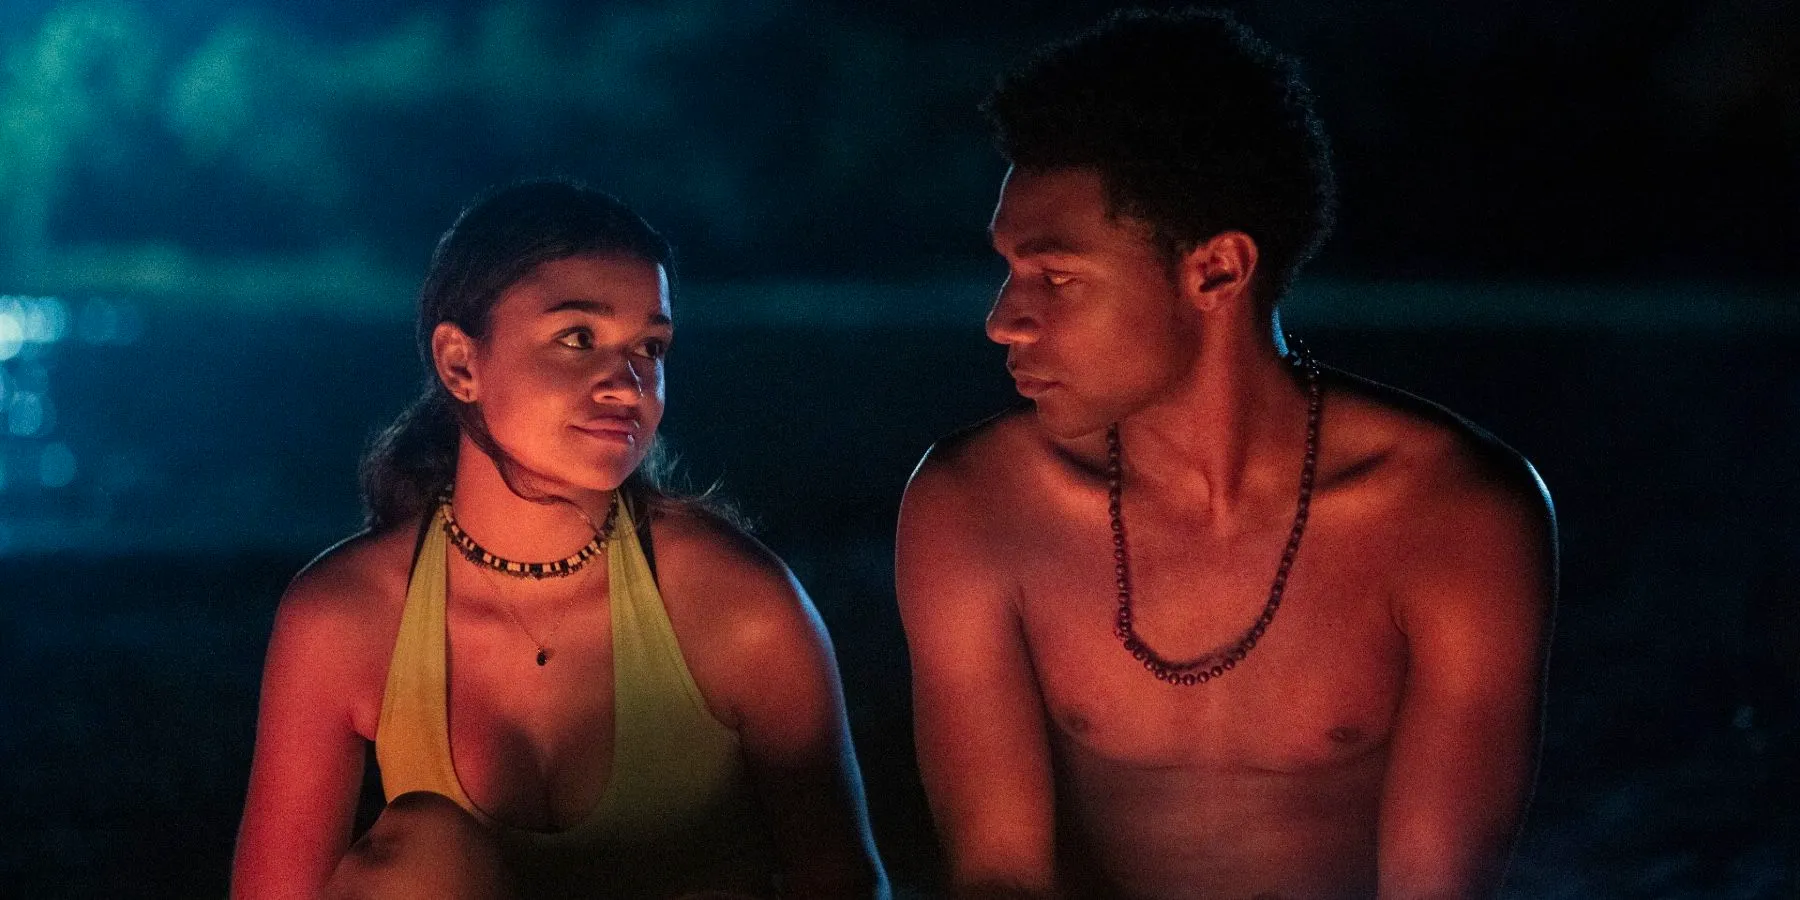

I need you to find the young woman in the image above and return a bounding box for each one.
[232,180,888,899]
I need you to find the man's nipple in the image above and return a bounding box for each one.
[1057,708,1093,736]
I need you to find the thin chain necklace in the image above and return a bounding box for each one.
[438,491,619,665]
[1109,341,1321,686]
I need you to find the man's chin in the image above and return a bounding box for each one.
[1032,402,1113,441]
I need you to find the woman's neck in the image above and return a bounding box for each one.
[446,436,614,565]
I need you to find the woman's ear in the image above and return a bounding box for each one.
[1177,230,1259,314]
[431,322,480,403]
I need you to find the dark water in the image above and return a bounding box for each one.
[2,298,1796,897]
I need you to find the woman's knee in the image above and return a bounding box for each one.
[327,792,512,899]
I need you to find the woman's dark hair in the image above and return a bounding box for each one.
[360,178,703,532]
[983,7,1336,304]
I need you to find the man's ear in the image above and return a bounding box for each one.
[1177,231,1259,313]
[431,322,480,403]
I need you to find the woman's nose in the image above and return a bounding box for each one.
[592,356,643,402]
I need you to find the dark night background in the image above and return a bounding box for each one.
[0,0,1796,897]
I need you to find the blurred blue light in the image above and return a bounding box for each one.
[0,306,22,361]
[39,442,77,489]
[0,296,73,357]
[22,297,68,344]
[7,392,51,438]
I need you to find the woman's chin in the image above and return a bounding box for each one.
[573,457,645,493]
[523,449,638,494]
[500,458,633,500]
[557,469,633,496]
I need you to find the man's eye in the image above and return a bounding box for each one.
[1044,273,1075,287]
[637,339,669,360]
[556,329,594,350]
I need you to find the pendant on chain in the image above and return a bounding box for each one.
[437,489,620,666]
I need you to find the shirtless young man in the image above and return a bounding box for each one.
[897,10,1557,899]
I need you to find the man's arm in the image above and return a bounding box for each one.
[897,449,1059,899]
[1377,453,1557,899]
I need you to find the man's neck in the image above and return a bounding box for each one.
[1116,315,1312,526]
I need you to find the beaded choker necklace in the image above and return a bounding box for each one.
[1109,341,1322,685]
[437,491,620,665]
[438,491,618,579]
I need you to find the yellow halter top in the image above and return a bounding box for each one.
[376,497,775,898]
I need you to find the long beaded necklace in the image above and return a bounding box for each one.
[1109,342,1321,685]
[438,490,619,665]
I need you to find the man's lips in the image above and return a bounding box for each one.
[1010,370,1059,398]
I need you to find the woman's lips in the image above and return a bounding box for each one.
[572,418,638,443]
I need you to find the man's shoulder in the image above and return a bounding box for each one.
[1325,367,1550,519]
[912,404,1061,492]
[900,405,1075,555]
[1325,371,1557,653]
[1324,369,1556,611]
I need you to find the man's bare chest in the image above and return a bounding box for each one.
[1010,511,1409,774]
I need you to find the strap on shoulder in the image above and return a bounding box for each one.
[627,489,659,585]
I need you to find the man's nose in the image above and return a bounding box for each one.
[984,275,1038,345]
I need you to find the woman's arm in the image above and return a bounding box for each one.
[658,513,890,900]
[735,574,889,899]
[232,558,380,899]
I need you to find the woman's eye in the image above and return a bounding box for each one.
[555,329,594,350]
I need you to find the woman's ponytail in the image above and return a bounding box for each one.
[358,387,460,531]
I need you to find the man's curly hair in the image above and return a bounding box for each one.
[983,7,1336,304]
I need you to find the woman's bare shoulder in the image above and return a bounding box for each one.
[282,525,417,625]
[647,503,801,618]
[258,524,424,740]
[266,525,419,706]
[645,503,832,719]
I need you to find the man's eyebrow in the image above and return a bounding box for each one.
[1014,236,1082,256]
[544,298,671,326]
[988,220,1084,255]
